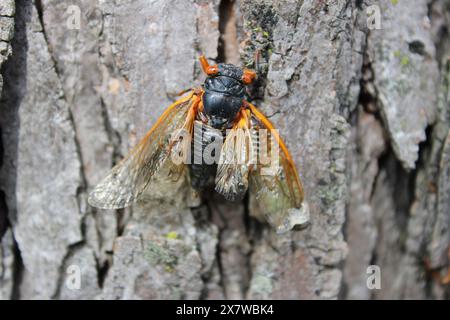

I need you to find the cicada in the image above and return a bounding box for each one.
[88,56,309,233]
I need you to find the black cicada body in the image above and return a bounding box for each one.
[189,60,250,193]
[202,63,246,129]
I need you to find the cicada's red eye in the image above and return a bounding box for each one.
[199,55,218,76]
[206,65,218,75]
[242,69,256,84]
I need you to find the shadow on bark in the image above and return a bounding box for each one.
[0,0,32,299]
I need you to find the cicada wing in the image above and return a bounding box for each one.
[246,102,309,234]
[215,111,256,201]
[214,130,252,201]
[88,92,199,209]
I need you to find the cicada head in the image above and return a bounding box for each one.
[199,55,256,85]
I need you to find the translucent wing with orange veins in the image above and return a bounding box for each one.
[215,110,255,201]
[88,92,200,209]
[246,102,309,234]
[214,103,309,233]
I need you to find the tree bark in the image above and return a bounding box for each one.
[0,0,448,299]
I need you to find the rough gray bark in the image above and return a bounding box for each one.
[0,0,448,300]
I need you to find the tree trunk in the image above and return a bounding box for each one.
[0,0,448,299]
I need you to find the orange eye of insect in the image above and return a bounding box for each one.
[199,55,218,76]
[206,65,218,76]
[242,69,256,84]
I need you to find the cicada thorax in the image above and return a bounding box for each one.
[202,63,246,130]
[202,89,243,129]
